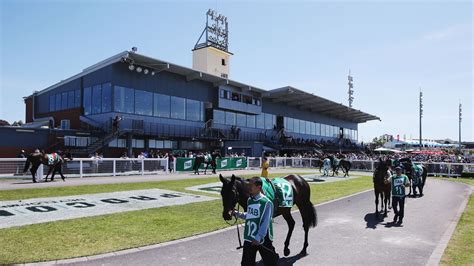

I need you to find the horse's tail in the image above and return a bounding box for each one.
[23,155,31,173]
[302,199,318,228]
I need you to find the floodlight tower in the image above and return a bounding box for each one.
[193,9,232,79]
[459,102,462,151]
[419,89,423,150]
[348,70,354,107]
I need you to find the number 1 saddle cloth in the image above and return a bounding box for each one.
[260,177,294,208]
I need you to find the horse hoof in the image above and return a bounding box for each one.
[284,248,290,256]
[384,213,388,217]
[299,250,308,256]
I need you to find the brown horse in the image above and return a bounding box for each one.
[373,159,391,218]
[23,152,72,183]
[219,174,317,256]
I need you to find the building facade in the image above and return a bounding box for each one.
[16,50,379,158]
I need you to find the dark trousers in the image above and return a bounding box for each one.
[392,196,406,220]
[241,236,278,266]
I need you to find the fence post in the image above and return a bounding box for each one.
[292,158,295,168]
[79,160,83,178]
[370,160,374,172]
[173,159,177,173]
[113,159,116,177]
[141,159,145,175]
[165,159,169,174]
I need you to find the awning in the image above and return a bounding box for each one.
[263,86,380,123]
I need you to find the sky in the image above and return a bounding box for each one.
[0,0,472,142]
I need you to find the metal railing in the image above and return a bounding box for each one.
[0,158,168,179]
[1,157,472,179]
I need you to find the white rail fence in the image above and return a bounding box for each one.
[0,158,168,179]
[0,158,472,179]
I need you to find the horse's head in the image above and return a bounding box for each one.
[219,174,242,221]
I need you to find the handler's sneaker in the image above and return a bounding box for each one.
[397,219,403,225]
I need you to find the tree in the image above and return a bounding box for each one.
[0,119,10,126]
[11,120,24,126]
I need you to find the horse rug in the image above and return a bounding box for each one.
[260,177,294,208]
[412,164,424,185]
[47,153,60,166]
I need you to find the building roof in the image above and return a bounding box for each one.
[264,87,380,123]
[26,50,380,123]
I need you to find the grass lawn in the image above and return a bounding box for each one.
[435,177,473,266]
[0,173,373,264]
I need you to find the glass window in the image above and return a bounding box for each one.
[311,122,315,135]
[256,114,265,129]
[154,93,170,118]
[214,110,225,124]
[83,87,92,115]
[243,95,252,104]
[306,121,311,134]
[114,86,134,114]
[186,99,201,121]
[132,139,145,148]
[220,89,225,98]
[74,89,81,107]
[287,118,293,132]
[102,83,112,113]
[200,102,205,122]
[236,113,246,127]
[55,94,61,111]
[326,125,330,137]
[67,91,75,109]
[225,111,235,125]
[135,90,153,116]
[315,123,320,135]
[299,120,305,134]
[231,92,241,102]
[170,96,185,119]
[292,119,299,133]
[246,115,255,128]
[92,85,102,114]
[49,95,55,112]
[253,98,261,106]
[264,113,273,129]
[61,92,68,110]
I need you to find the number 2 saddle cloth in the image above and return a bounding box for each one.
[260,177,294,208]
[47,153,60,166]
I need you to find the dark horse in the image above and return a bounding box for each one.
[23,152,72,183]
[328,156,352,177]
[194,152,222,175]
[219,174,317,256]
[373,159,391,218]
[399,158,427,197]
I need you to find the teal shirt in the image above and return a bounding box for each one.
[391,174,409,197]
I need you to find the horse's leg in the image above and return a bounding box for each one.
[281,208,295,257]
[30,165,37,183]
[383,192,388,217]
[204,163,208,175]
[295,203,310,256]
[44,166,53,182]
[51,167,57,182]
[374,190,379,216]
[58,165,66,181]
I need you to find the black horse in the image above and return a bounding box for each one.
[23,152,72,183]
[328,156,352,177]
[219,174,317,256]
[373,158,391,218]
[399,158,427,197]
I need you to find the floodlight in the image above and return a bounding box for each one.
[144,69,149,74]
[129,64,135,71]
[136,67,142,73]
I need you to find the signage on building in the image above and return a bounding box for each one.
[0,189,215,229]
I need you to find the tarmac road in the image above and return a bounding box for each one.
[60,178,471,266]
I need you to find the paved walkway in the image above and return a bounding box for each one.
[0,169,370,191]
[51,178,471,266]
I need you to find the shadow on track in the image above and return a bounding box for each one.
[256,253,307,266]
[364,212,389,229]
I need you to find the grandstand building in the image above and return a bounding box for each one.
[1,10,380,157]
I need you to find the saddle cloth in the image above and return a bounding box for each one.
[260,177,294,208]
[47,153,60,166]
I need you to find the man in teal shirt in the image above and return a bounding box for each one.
[233,177,279,266]
[391,166,410,225]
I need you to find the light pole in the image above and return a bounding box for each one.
[459,103,462,152]
[348,70,354,108]
[419,90,423,150]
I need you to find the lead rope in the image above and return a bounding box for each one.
[235,204,243,250]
